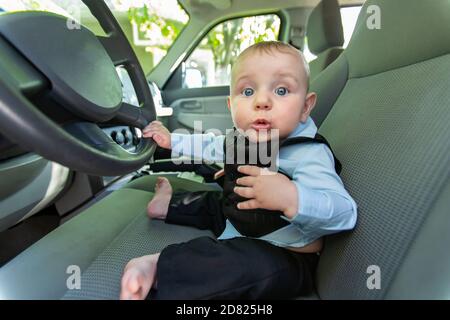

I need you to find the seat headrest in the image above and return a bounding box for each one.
[306,0,344,55]
[346,0,450,78]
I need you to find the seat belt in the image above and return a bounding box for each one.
[281,133,342,174]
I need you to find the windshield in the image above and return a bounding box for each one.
[0,0,189,75]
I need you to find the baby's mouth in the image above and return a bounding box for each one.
[250,119,272,131]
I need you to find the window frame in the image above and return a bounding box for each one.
[338,4,363,48]
[113,0,191,76]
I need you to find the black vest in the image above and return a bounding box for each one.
[222,129,342,238]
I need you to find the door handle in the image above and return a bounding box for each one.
[181,101,202,110]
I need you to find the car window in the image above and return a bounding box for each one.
[303,5,362,62]
[0,0,189,75]
[183,14,281,88]
[107,0,189,75]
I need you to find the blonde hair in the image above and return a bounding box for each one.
[231,41,310,91]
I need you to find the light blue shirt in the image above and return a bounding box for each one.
[171,117,357,248]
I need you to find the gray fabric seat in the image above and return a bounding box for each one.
[0,0,449,299]
[306,0,344,81]
[0,176,215,299]
[311,0,450,298]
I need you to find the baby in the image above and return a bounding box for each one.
[120,41,357,300]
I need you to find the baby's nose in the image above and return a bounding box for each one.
[254,97,272,110]
[255,103,272,110]
[253,90,273,110]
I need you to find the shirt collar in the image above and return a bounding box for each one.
[287,117,317,139]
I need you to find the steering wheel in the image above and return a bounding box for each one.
[0,0,156,176]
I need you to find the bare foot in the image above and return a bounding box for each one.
[147,177,172,219]
[120,253,160,300]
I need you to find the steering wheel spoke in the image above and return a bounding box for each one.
[82,0,156,125]
[97,36,129,66]
[113,102,154,129]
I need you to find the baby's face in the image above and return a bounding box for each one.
[228,50,313,142]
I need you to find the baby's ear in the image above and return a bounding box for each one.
[300,92,317,122]
[227,96,231,110]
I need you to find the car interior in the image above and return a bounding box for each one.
[0,0,449,300]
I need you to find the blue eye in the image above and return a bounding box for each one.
[242,88,254,96]
[275,87,288,96]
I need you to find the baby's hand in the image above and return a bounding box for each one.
[234,165,299,219]
[142,120,171,149]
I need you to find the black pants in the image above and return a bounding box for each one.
[151,192,319,300]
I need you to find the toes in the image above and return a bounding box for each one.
[147,204,159,219]
[160,178,172,191]
[128,273,142,294]
[120,273,134,300]
[120,255,159,300]
[155,178,162,190]
[129,272,152,300]
[155,177,171,193]
[120,271,142,300]
[160,177,169,183]
[155,177,166,191]
[157,177,167,183]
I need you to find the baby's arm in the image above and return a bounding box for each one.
[286,144,357,239]
[171,132,225,162]
[142,120,225,162]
